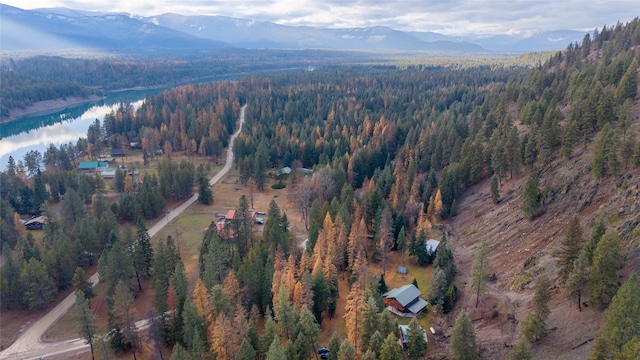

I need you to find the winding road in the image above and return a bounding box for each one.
[0,105,246,360]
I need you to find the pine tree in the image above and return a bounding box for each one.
[182,300,205,357]
[592,123,618,177]
[380,332,402,360]
[274,286,298,339]
[617,337,640,360]
[490,174,500,204]
[451,312,479,360]
[98,236,135,294]
[136,217,153,277]
[589,229,622,309]
[361,350,377,360]
[521,275,551,343]
[616,58,638,102]
[73,267,94,299]
[152,241,170,313]
[584,217,607,265]
[170,344,191,360]
[360,296,380,350]
[327,332,341,360]
[522,174,541,220]
[236,339,257,360]
[407,317,427,360]
[299,305,321,360]
[20,258,56,310]
[74,292,97,360]
[197,173,213,204]
[506,339,532,360]
[564,249,590,311]
[559,216,584,284]
[367,330,384,358]
[590,275,640,359]
[337,339,356,360]
[265,335,287,360]
[471,240,489,308]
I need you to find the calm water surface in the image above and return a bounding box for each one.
[0,89,160,170]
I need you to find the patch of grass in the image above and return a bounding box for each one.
[43,303,81,342]
[509,272,532,292]
[271,183,286,189]
[152,204,214,273]
[609,213,619,224]
[523,255,537,270]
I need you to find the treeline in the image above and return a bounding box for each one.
[103,82,242,162]
[0,49,366,92]
[0,190,119,310]
[0,71,97,117]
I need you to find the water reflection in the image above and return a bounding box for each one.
[0,89,157,170]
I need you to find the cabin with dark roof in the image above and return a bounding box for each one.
[111,148,126,157]
[25,216,47,230]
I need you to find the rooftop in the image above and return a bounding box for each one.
[383,284,422,307]
[426,239,440,253]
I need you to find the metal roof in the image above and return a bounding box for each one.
[407,297,428,314]
[383,284,422,307]
[425,239,440,253]
[398,324,428,344]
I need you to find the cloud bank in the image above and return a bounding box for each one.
[4,0,639,35]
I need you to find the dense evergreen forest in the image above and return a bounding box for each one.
[1,18,639,360]
[0,71,98,118]
[0,49,367,118]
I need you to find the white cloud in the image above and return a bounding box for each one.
[3,0,639,35]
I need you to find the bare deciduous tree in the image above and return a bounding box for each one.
[290,176,313,230]
[311,167,336,204]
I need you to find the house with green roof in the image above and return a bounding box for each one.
[78,161,109,171]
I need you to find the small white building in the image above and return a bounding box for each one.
[425,239,440,254]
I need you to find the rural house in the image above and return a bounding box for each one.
[78,161,109,171]
[111,148,126,157]
[382,284,428,317]
[25,216,47,230]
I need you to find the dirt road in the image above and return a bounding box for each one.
[0,105,246,360]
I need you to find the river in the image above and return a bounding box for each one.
[0,88,169,170]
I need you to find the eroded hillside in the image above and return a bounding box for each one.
[446,110,640,358]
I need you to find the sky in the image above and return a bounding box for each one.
[2,0,639,35]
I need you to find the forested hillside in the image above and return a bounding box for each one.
[0,71,97,118]
[1,18,639,360]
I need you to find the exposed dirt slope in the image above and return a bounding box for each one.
[445,134,640,359]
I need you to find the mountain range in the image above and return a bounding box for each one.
[0,4,588,53]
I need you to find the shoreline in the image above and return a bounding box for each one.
[0,95,105,125]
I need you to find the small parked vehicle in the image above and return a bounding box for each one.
[317,347,329,359]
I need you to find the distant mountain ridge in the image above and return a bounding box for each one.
[0,4,587,52]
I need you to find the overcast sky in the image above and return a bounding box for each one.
[3,0,638,35]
